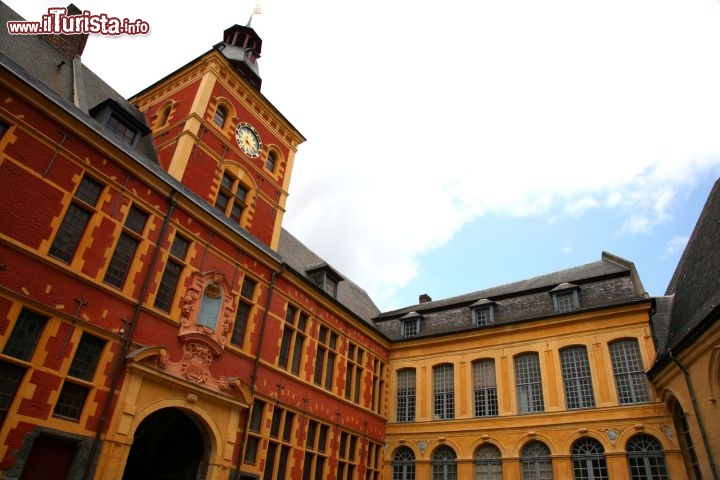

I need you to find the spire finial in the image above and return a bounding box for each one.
[247,2,262,26]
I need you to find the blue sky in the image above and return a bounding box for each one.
[7,0,720,312]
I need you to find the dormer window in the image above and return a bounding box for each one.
[470,299,495,327]
[90,99,150,147]
[400,312,422,339]
[307,265,341,298]
[551,283,580,313]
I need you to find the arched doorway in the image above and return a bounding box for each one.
[122,408,209,480]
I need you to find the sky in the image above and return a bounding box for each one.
[7,0,720,311]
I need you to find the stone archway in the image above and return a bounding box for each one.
[122,407,210,480]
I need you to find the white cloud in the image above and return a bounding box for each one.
[664,235,691,257]
[7,0,720,308]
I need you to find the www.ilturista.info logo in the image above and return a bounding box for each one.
[7,7,150,35]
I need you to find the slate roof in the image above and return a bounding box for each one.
[653,178,720,360]
[377,251,645,320]
[278,229,381,324]
[0,2,157,161]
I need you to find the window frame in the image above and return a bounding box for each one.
[609,339,650,405]
[560,346,596,410]
[49,175,104,264]
[154,233,190,312]
[433,363,455,420]
[396,368,416,422]
[515,352,545,414]
[472,359,498,417]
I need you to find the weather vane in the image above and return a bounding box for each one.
[247,2,262,26]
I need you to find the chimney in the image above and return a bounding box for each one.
[41,4,89,59]
[419,294,432,304]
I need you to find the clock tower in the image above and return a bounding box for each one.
[131,21,304,250]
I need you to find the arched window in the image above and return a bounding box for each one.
[432,446,457,480]
[474,443,502,480]
[627,434,669,480]
[521,441,553,480]
[571,438,608,480]
[157,104,171,128]
[392,447,415,480]
[197,282,223,330]
[669,398,702,479]
[213,105,227,128]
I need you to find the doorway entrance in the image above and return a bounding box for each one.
[122,408,209,480]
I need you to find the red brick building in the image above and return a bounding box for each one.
[0,3,385,479]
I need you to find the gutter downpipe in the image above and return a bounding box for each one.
[669,350,719,480]
[81,190,177,480]
[231,264,284,480]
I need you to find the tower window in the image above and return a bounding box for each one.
[265,151,277,172]
[215,171,249,223]
[213,105,227,128]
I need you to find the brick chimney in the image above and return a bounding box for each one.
[419,294,432,304]
[41,4,89,59]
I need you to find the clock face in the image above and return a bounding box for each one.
[235,122,262,158]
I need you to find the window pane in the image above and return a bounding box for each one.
[53,382,89,420]
[515,353,544,414]
[560,347,595,409]
[0,361,25,428]
[103,233,139,288]
[49,204,91,263]
[2,309,48,361]
[610,340,650,404]
[154,261,182,311]
[433,364,454,420]
[67,333,105,381]
[473,359,498,417]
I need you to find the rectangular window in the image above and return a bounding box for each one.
[154,233,190,312]
[49,176,103,263]
[231,276,256,348]
[263,406,295,480]
[67,333,105,381]
[302,420,329,480]
[244,400,265,465]
[610,339,650,404]
[345,343,364,404]
[278,305,306,376]
[337,431,358,480]
[215,172,248,223]
[473,359,498,417]
[515,353,545,414]
[402,319,418,339]
[554,290,579,313]
[313,326,337,391]
[396,368,416,422]
[473,306,494,327]
[371,357,385,415]
[104,206,148,288]
[0,361,25,428]
[560,346,596,409]
[2,308,48,361]
[106,113,137,145]
[433,364,455,420]
[53,381,89,421]
[366,441,382,480]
